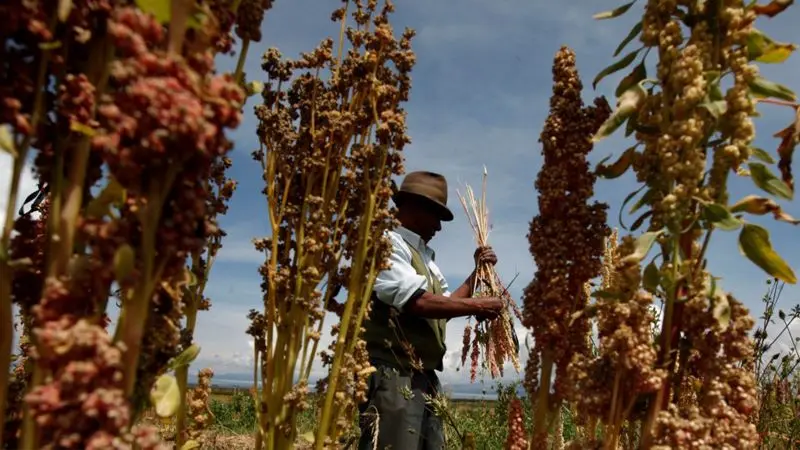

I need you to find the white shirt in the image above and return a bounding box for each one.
[373,226,451,309]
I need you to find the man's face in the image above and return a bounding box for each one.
[411,202,442,243]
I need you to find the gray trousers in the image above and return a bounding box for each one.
[357,362,445,450]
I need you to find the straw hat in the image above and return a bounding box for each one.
[392,171,454,222]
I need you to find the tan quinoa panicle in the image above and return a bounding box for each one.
[522,45,611,444]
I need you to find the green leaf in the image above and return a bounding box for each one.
[187,267,198,287]
[624,112,638,137]
[595,145,638,179]
[620,230,662,266]
[180,441,201,450]
[704,71,724,101]
[9,257,33,269]
[187,13,203,29]
[700,71,727,118]
[86,177,126,219]
[702,203,743,231]
[614,21,643,57]
[751,147,776,164]
[738,223,797,284]
[643,260,660,293]
[747,28,797,63]
[38,41,62,51]
[749,162,793,200]
[135,0,171,23]
[246,80,264,97]
[113,244,135,284]
[758,45,796,63]
[0,126,17,158]
[299,431,316,443]
[150,374,181,417]
[707,280,731,331]
[168,344,201,370]
[748,76,797,102]
[618,184,646,231]
[700,100,728,119]
[593,85,647,142]
[593,1,636,19]
[592,289,623,300]
[615,62,647,98]
[58,0,73,22]
[630,210,652,231]
[70,121,96,137]
[630,188,656,214]
[593,49,640,90]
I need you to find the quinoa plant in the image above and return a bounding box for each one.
[0,1,272,448]
[248,0,415,447]
[522,45,612,447]
[533,0,800,448]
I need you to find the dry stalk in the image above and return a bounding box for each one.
[456,168,521,381]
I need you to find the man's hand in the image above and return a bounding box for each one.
[474,297,504,322]
[474,246,498,267]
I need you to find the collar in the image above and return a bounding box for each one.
[395,226,436,261]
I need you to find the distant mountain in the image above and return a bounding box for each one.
[197,372,527,400]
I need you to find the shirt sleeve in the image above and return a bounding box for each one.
[373,233,427,309]
[430,264,451,297]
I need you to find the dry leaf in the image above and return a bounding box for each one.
[730,195,800,224]
[752,0,794,17]
[774,107,800,193]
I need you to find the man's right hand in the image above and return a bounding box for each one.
[474,297,505,321]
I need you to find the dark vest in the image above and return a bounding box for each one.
[362,239,448,371]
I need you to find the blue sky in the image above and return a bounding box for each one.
[2,0,799,388]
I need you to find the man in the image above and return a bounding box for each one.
[358,171,505,450]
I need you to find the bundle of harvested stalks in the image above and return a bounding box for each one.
[457,168,521,381]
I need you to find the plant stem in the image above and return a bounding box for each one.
[12,26,59,450]
[234,39,250,84]
[116,167,177,397]
[314,177,378,448]
[532,351,554,444]
[605,371,622,449]
[640,232,681,448]
[175,251,201,448]
[0,138,32,449]
[175,363,190,446]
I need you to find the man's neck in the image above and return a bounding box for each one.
[395,226,435,259]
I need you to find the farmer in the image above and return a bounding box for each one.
[358,170,505,450]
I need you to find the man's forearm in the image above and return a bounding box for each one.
[450,269,477,299]
[405,290,491,319]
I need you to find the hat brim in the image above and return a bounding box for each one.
[392,191,454,222]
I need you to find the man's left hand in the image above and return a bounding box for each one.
[474,246,497,267]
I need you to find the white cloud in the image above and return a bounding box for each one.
[5,0,795,394]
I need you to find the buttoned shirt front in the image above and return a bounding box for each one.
[372,226,451,310]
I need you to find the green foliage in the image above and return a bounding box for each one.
[209,390,259,435]
[753,279,800,449]
[150,375,182,418]
[203,382,578,449]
